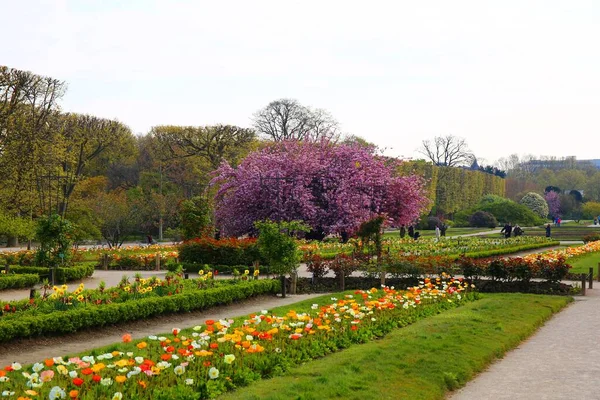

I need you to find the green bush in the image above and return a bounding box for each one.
[583,234,600,243]
[0,273,38,290]
[469,211,498,228]
[0,279,280,342]
[4,264,94,283]
[179,238,263,266]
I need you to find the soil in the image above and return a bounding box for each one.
[0,293,324,367]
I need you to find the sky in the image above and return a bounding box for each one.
[3,0,600,165]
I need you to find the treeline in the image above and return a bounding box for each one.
[0,66,259,246]
[397,160,505,217]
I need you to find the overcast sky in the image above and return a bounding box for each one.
[3,0,599,165]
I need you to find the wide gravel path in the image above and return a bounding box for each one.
[448,288,600,400]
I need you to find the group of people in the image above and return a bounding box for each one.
[500,222,524,238]
[552,217,562,227]
[399,223,448,241]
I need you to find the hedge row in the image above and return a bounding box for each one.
[178,238,264,266]
[0,279,280,342]
[0,274,39,290]
[2,264,95,283]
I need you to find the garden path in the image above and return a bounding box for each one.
[0,293,324,367]
[448,288,600,400]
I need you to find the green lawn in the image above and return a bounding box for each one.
[383,227,495,239]
[524,224,600,241]
[219,293,571,400]
[568,251,600,276]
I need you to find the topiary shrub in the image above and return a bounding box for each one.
[519,192,549,219]
[469,211,498,228]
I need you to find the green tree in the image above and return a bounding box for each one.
[255,220,309,276]
[179,196,212,239]
[582,201,600,220]
[35,214,74,281]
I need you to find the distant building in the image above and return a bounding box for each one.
[520,157,600,172]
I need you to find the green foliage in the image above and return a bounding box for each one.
[255,220,310,275]
[519,192,549,219]
[470,196,544,226]
[35,214,75,268]
[0,273,38,290]
[0,214,36,240]
[356,216,386,257]
[179,238,263,266]
[179,195,213,239]
[468,211,498,228]
[5,264,94,283]
[582,201,600,219]
[583,233,600,243]
[0,279,279,342]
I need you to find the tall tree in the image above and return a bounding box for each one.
[149,124,257,170]
[212,141,428,237]
[253,98,341,142]
[419,135,474,167]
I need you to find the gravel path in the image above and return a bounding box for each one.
[0,293,325,367]
[448,288,600,400]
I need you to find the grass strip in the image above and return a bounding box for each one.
[568,251,600,276]
[219,293,571,400]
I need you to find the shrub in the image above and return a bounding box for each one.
[583,233,600,243]
[179,237,263,266]
[0,273,38,290]
[469,211,497,228]
[4,264,95,283]
[519,192,549,219]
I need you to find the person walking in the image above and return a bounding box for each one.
[545,223,552,238]
[500,222,512,239]
[408,225,415,238]
[400,225,406,238]
[435,225,441,241]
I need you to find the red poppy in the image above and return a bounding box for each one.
[73,377,84,386]
[92,375,101,383]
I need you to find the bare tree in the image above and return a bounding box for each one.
[149,124,257,169]
[252,98,340,142]
[419,135,474,167]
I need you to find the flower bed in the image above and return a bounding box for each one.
[178,238,262,266]
[302,236,559,260]
[0,280,474,399]
[0,277,279,342]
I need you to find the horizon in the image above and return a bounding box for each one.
[3,0,599,165]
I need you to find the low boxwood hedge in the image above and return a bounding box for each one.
[2,264,95,283]
[0,273,39,290]
[0,279,280,342]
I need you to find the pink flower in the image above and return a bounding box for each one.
[40,369,55,382]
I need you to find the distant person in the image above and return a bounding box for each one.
[435,225,441,241]
[500,222,512,239]
[545,224,552,238]
[400,225,406,238]
[413,231,421,240]
[147,235,153,244]
[440,224,447,237]
[408,225,415,238]
[513,225,523,237]
[557,218,561,227]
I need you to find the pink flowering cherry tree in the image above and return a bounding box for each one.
[211,141,429,238]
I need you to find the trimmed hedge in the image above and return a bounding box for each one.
[0,279,280,342]
[178,238,264,266]
[2,264,95,283]
[0,274,39,290]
